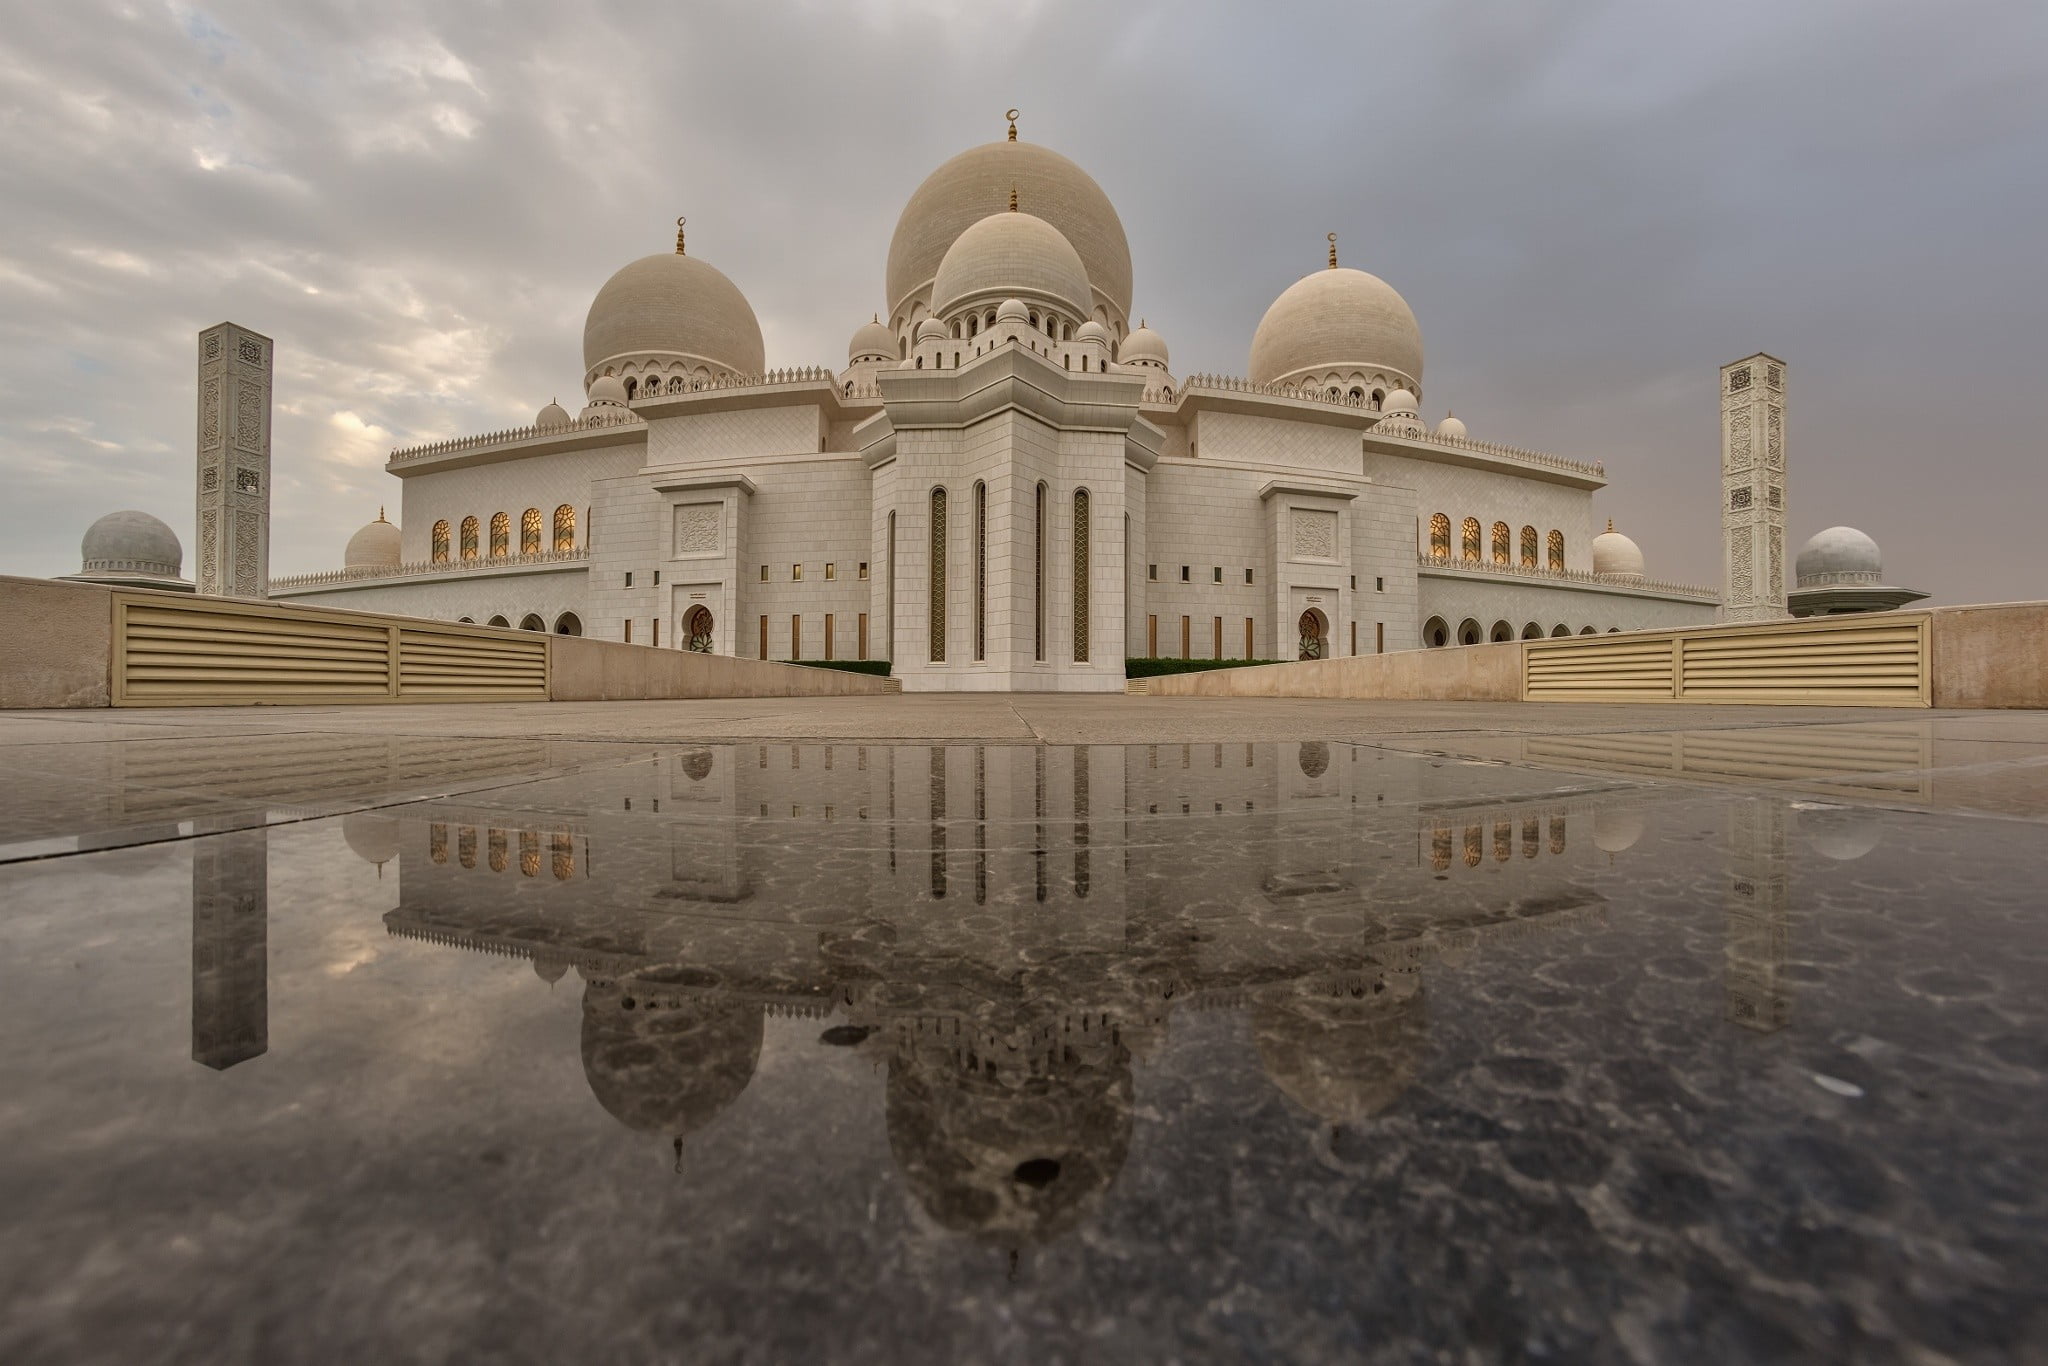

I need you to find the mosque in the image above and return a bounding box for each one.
[62,115,1926,686]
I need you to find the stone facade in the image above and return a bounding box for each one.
[195,323,272,598]
[1720,353,1788,622]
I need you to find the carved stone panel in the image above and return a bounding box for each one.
[1727,411,1753,471]
[1291,508,1338,561]
[674,503,722,555]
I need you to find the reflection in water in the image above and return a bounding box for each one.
[1726,801,1793,1033]
[191,827,267,1071]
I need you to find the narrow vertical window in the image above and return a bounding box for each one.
[1245,618,1254,659]
[1213,616,1223,660]
[1034,482,1047,661]
[1461,517,1481,563]
[1492,522,1510,564]
[552,504,575,553]
[459,516,479,561]
[1072,488,1090,662]
[858,612,869,660]
[887,511,897,662]
[973,480,987,661]
[489,512,509,559]
[824,613,835,661]
[1520,525,1538,568]
[1147,614,1157,656]
[1547,529,1565,572]
[758,615,768,659]
[791,614,801,659]
[431,520,450,563]
[929,488,947,662]
[1428,513,1451,562]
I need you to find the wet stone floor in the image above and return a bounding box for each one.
[1,730,2044,1364]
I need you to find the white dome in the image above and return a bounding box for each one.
[588,375,628,404]
[1802,806,1882,862]
[1796,526,1882,587]
[1593,808,1645,853]
[80,510,181,578]
[342,812,402,867]
[915,317,948,342]
[849,316,896,362]
[535,400,571,429]
[1074,319,1111,347]
[344,512,402,571]
[583,247,765,385]
[995,297,1031,325]
[1435,414,1466,439]
[1383,388,1418,415]
[931,212,1091,321]
[1122,322,1167,367]
[1591,523,1646,581]
[887,137,1131,327]
[1249,265,1423,390]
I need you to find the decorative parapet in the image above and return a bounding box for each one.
[1418,554,1718,601]
[271,548,589,591]
[388,411,641,466]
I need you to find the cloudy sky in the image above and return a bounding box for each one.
[2,0,2043,600]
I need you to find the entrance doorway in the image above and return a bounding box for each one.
[1297,609,1327,660]
[683,605,714,653]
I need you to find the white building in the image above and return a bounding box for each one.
[272,121,1719,688]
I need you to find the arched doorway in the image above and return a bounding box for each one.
[1423,616,1450,648]
[553,612,582,636]
[1458,618,1483,646]
[683,605,714,653]
[519,613,545,632]
[1297,609,1327,660]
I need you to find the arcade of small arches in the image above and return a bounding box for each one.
[454,611,584,636]
[431,505,579,564]
[1428,514,1566,573]
[1421,616,1624,648]
[427,821,585,880]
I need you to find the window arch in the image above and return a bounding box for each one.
[1423,616,1450,648]
[1072,487,1091,662]
[972,480,987,662]
[553,612,582,636]
[459,516,479,561]
[1521,622,1543,639]
[489,512,509,559]
[1371,388,1385,410]
[928,487,947,662]
[431,520,450,563]
[1428,513,1451,562]
[683,605,713,653]
[1551,624,1571,637]
[1491,522,1510,564]
[1034,481,1048,662]
[1490,620,1514,643]
[1547,529,1565,572]
[1520,525,1538,568]
[623,377,637,400]
[552,505,576,553]
[1458,618,1483,646]
[518,613,544,631]
[1461,517,1482,563]
[520,508,541,555]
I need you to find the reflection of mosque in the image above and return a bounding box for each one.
[184,735,1891,1242]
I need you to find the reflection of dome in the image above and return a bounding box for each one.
[1591,522,1646,583]
[81,510,182,578]
[535,399,571,429]
[583,243,766,385]
[884,1021,1133,1245]
[1254,973,1427,1127]
[342,812,402,867]
[1802,805,1883,861]
[533,954,570,985]
[1795,527,1882,587]
[1592,807,1645,853]
[848,316,896,364]
[1121,321,1167,368]
[931,213,1091,322]
[580,980,762,1142]
[888,137,1132,327]
[1249,266,1423,390]
[344,511,401,572]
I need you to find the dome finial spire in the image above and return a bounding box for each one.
[1009,183,1019,212]
[674,215,687,256]
[1006,107,1019,142]
[377,505,385,522]
[1607,518,1615,533]
[1328,232,1338,269]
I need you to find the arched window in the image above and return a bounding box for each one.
[1428,513,1451,562]
[1423,616,1450,648]
[1551,624,1570,637]
[551,832,574,881]
[1371,389,1385,410]
[1461,517,1481,563]
[431,520,450,563]
[1521,622,1543,639]
[1520,525,1538,568]
[460,516,479,561]
[553,612,582,636]
[1491,620,1514,643]
[519,830,539,877]
[972,480,987,662]
[1491,522,1510,565]
[1072,488,1091,662]
[668,376,685,394]
[1547,529,1565,572]
[489,512,509,559]
[1349,387,1364,403]
[928,487,947,662]
[519,613,544,631]
[1458,618,1482,646]
[487,615,510,628]
[1034,481,1048,662]
[552,505,575,552]
[683,605,713,653]
[520,508,541,556]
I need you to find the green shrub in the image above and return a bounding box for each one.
[1124,657,1284,678]
[785,659,892,677]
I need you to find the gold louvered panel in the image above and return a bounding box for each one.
[1524,636,1674,701]
[1679,620,1925,704]
[397,627,547,699]
[119,600,390,703]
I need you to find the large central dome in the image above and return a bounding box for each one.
[583,250,766,385]
[1249,266,1423,392]
[888,138,1132,329]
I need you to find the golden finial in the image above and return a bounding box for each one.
[377,505,385,522]
[872,313,879,324]
[675,215,687,255]
[1006,108,1019,141]
[1009,183,1019,212]
[1328,232,1338,269]
[1607,518,1615,533]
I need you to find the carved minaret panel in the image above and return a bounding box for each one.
[196,323,273,597]
[1719,353,1786,621]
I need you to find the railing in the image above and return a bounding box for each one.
[1417,554,1718,600]
[272,548,588,591]
[388,411,641,465]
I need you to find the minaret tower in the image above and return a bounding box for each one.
[196,322,274,597]
[1719,353,1787,621]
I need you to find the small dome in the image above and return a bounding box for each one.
[1074,319,1111,347]
[931,212,1091,321]
[1122,321,1167,367]
[1434,414,1466,440]
[1796,526,1882,587]
[849,316,896,362]
[344,511,402,571]
[1249,265,1423,390]
[341,812,402,867]
[1383,388,1418,415]
[80,510,181,578]
[1591,522,1646,581]
[588,375,628,405]
[1802,806,1883,862]
[535,399,571,429]
[1592,808,1645,853]
[580,981,761,1141]
[915,317,948,343]
[887,137,1132,327]
[583,247,765,385]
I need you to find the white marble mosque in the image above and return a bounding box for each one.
[68,114,1926,685]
